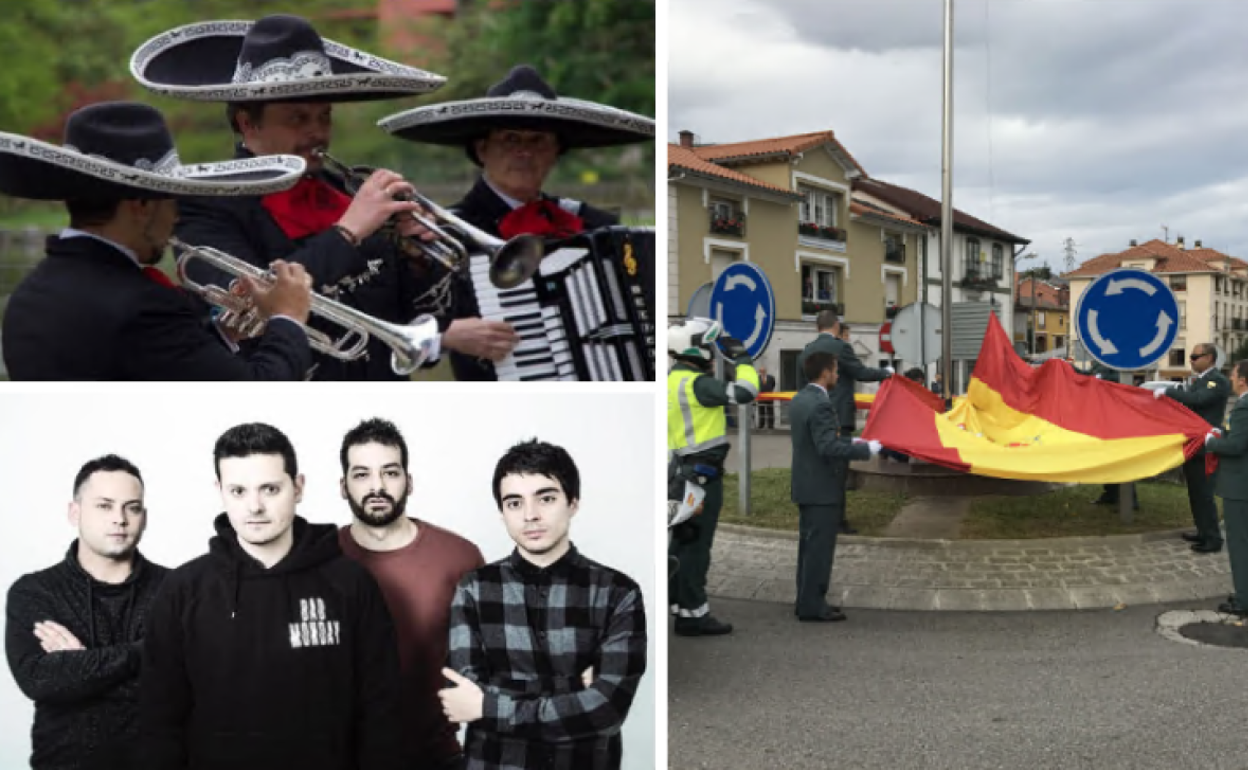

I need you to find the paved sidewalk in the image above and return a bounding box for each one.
[706,524,1233,611]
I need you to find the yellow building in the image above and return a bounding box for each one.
[1014,277,1070,356]
[668,130,925,388]
[1064,237,1248,380]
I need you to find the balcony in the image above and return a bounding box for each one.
[960,273,997,291]
[885,243,906,264]
[1234,318,1245,331]
[801,298,842,318]
[709,211,745,237]
[798,222,846,251]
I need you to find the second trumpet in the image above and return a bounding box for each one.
[314,148,546,289]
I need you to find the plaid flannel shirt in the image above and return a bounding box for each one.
[447,545,648,770]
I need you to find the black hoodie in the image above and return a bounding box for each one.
[139,515,403,770]
[5,541,168,770]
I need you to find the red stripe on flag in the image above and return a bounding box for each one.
[862,377,968,472]
[971,314,1208,459]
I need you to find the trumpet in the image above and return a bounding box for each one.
[314,149,546,289]
[170,237,440,376]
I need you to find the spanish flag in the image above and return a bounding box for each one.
[862,314,1211,482]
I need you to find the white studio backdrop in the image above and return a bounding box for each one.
[0,390,657,770]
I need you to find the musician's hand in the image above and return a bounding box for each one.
[394,204,439,244]
[581,666,594,688]
[439,668,484,724]
[442,317,521,361]
[245,260,312,325]
[338,168,423,240]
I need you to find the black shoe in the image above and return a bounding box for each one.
[1191,541,1224,554]
[839,524,859,535]
[1092,496,1115,506]
[674,615,733,637]
[1181,531,1202,543]
[798,608,847,623]
[1217,601,1248,616]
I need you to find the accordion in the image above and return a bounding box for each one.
[470,226,655,381]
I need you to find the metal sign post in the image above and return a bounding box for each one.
[1076,268,1180,523]
[709,263,776,517]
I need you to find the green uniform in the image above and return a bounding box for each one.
[1207,395,1248,607]
[789,384,871,617]
[796,332,890,432]
[667,356,759,622]
[1166,369,1233,545]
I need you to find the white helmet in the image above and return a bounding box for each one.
[668,317,721,363]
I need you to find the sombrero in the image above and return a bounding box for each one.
[377,65,653,165]
[130,14,445,103]
[0,102,305,201]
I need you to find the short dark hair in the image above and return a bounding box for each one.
[1234,360,1248,381]
[804,351,837,383]
[226,102,268,135]
[73,454,143,497]
[492,439,580,509]
[815,309,839,332]
[340,418,409,474]
[213,422,298,480]
[65,199,122,228]
[904,367,925,383]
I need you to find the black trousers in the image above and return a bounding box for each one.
[796,503,843,616]
[1183,454,1222,544]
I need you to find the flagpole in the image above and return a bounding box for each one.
[939,0,955,400]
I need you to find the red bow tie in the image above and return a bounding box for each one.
[142,266,179,290]
[262,175,352,241]
[498,199,584,240]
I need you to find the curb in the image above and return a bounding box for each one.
[706,524,1230,612]
[717,522,1194,548]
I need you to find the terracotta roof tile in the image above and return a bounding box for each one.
[1188,247,1248,270]
[849,199,925,227]
[668,143,798,196]
[1064,239,1221,277]
[852,177,1028,244]
[690,130,867,176]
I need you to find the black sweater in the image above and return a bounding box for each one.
[5,543,168,770]
[138,515,403,770]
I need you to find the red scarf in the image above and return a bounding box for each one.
[261,175,352,240]
[498,199,584,240]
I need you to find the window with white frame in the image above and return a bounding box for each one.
[801,263,839,305]
[798,184,840,227]
[992,244,1004,279]
[709,197,736,219]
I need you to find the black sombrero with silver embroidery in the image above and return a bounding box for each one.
[0,102,305,201]
[377,65,654,165]
[129,14,445,103]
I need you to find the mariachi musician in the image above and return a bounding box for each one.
[129,13,520,380]
[0,101,315,381]
[377,64,655,381]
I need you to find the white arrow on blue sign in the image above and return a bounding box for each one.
[709,262,776,359]
[1075,268,1180,371]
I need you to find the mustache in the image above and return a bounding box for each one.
[362,492,396,505]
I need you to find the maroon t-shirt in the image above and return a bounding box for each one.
[339,519,485,763]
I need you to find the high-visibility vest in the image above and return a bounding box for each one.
[667,369,728,455]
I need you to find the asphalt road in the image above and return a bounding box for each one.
[669,598,1248,770]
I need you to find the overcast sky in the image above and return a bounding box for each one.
[669,0,1248,273]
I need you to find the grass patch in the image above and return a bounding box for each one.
[961,482,1215,539]
[720,468,908,535]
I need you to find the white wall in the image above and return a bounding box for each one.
[0,391,657,770]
